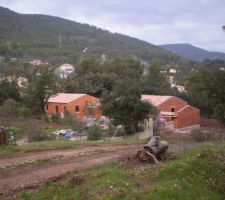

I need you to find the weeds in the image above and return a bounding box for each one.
[191,128,225,142]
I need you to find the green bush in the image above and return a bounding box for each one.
[64,111,84,130]
[51,114,60,122]
[87,125,102,141]
[19,105,32,118]
[0,98,20,117]
[0,98,32,119]
[43,114,50,122]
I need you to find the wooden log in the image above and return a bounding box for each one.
[136,149,158,163]
[136,137,169,163]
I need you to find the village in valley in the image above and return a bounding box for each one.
[0,2,225,200]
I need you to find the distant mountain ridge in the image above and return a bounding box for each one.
[0,6,183,63]
[159,43,225,61]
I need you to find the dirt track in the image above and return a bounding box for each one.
[0,144,142,198]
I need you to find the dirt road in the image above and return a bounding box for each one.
[0,144,142,198]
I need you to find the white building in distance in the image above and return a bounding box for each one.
[0,76,27,88]
[169,68,176,74]
[29,59,48,66]
[56,64,75,79]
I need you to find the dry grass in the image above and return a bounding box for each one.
[191,128,225,142]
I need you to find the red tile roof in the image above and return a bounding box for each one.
[141,95,172,106]
[48,93,86,103]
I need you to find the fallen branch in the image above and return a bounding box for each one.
[145,151,159,164]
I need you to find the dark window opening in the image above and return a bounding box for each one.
[171,108,175,112]
[46,105,48,110]
[55,105,59,113]
[64,106,67,112]
[75,105,80,112]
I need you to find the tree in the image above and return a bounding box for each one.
[62,58,143,98]
[87,125,102,141]
[62,73,115,97]
[23,66,57,115]
[185,69,225,123]
[76,57,101,76]
[0,80,21,105]
[0,98,20,117]
[104,58,144,80]
[142,60,170,94]
[101,78,156,135]
[185,69,211,115]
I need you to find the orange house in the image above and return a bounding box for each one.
[141,95,200,129]
[45,93,101,120]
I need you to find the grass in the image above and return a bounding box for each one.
[15,142,225,200]
[17,161,158,200]
[144,142,225,200]
[0,137,145,158]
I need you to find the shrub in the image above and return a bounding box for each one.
[87,125,102,141]
[19,106,32,118]
[0,99,32,119]
[64,111,84,131]
[191,128,225,142]
[64,111,73,128]
[51,114,60,122]
[43,114,50,122]
[25,121,55,142]
[0,98,20,117]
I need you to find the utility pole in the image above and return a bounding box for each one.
[58,35,62,49]
[6,41,12,50]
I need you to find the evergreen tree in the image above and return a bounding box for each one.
[101,78,156,135]
[142,60,170,94]
[23,66,57,115]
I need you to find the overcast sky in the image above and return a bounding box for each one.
[0,0,225,52]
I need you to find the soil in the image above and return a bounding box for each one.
[0,144,142,199]
[0,144,140,168]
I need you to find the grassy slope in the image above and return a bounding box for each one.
[16,142,225,200]
[146,143,225,200]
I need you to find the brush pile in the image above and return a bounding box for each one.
[136,136,169,163]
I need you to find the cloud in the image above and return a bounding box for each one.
[0,0,225,52]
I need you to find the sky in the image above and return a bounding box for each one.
[0,0,225,52]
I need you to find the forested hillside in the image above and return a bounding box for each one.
[160,43,225,61]
[0,6,182,63]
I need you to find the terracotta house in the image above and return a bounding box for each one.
[141,95,200,129]
[45,93,100,120]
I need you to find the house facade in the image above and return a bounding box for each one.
[46,93,100,120]
[141,95,200,129]
[55,64,75,79]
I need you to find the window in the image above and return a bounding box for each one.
[75,105,80,112]
[171,108,175,112]
[55,105,59,113]
[64,106,67,112]
[46,104,48,110]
